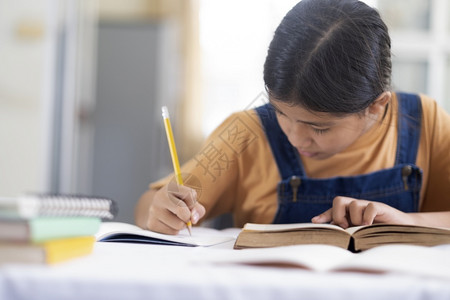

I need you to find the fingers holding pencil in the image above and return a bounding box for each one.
[168,182,197,216]
[145,183,205,235]
[165,183,205,232]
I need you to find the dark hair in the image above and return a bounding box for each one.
[263,0,391,114]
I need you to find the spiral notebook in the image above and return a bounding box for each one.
[0,194,117,220]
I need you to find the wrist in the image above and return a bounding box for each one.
[404,212,420,226]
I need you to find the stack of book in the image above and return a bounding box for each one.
[0,194,117,265]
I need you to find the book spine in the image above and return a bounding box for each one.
[43,236,95,264]
[30,217,102,243]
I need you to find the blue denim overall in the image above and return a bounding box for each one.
[255,93,423,224]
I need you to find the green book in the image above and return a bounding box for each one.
[0,217,101,243]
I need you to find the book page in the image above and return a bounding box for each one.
[196,243,450,280]
[196,244,353,271]
[346,224,450,251]
[243,223,346,232]
[95,222,236,247]
[332,244,450,280]
[343,225,366,235]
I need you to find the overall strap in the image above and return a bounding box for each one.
[255,104,305,178]
[395,92,422,165]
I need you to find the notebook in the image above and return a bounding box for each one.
[0,194,117,220]
[96,222,236,247]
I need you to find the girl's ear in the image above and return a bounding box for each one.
[368,91,391,115]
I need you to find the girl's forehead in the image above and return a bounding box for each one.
[269,99,350,121]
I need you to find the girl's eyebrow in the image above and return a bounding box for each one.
[269,101,336,127]
[300,120,335,127]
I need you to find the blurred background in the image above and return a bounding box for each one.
[1,0,449,223]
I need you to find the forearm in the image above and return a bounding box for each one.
[134,189,157,229]
[409,211,450,228]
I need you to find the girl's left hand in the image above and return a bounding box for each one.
[311,196,414,228]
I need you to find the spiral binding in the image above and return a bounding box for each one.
[26,194,117,220]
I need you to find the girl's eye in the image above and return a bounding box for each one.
[312,128,330,135]
[274,108,287,117]
[273,108,284,115]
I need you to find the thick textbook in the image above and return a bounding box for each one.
[0,217,101,243]
[234,222,450,251]
[0,236,95,265]
[96,222,236,247]
[0,194,117,220]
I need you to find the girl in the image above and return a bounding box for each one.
[135,0,450,234]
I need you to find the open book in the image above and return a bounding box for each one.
[234,222,450,252]
[96,222,236,247]
[196,243,450,280]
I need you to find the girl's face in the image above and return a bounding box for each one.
[271,100,379,160]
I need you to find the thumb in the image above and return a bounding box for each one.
[190,202,206,225]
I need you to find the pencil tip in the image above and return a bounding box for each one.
[187,221,192,236]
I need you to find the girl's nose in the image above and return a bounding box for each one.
[288,123,312,149]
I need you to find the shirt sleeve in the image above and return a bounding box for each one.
[419,95,450,211]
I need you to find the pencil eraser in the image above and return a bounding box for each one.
[161,106,169,119]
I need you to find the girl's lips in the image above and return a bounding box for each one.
[298,149,318,157]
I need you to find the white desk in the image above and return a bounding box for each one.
[1,239,450,300]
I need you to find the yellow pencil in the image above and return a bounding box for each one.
[161,106,192,235]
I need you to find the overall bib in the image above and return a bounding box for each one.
[255,93,423,224]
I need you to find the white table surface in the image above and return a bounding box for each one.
[1,237,450,300]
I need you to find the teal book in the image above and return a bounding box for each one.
[0,217,101,243]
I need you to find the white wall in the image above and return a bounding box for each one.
[0,0,49,196]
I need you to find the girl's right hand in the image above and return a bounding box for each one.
[137,182,205,235]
